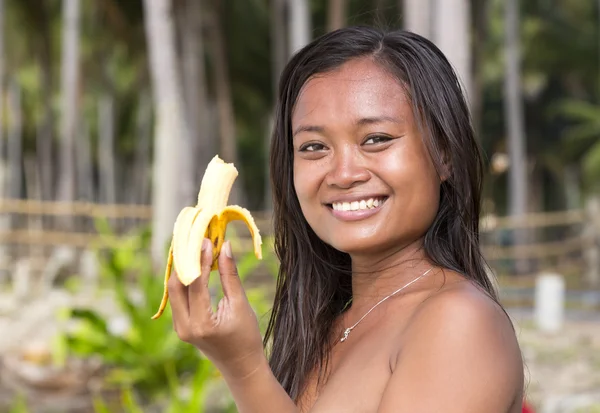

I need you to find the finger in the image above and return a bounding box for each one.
[167,269,190,324]
[188,238,214,323]
[217,241,245,300]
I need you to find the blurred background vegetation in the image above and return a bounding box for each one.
[0,0,599,412]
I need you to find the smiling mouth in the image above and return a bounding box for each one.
[327,196,388,212]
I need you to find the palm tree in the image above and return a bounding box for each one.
[289,0,311,55]
[402,0,472,104]
[327,0,347,32]
[57,0,80,224]
[432,0,472,104]
[0,0,5,201]
[402,0,432,38]
[143,0,189,265]
[178,0,214,191]
[504,0,530,274]
[557,100,600,191]
[504,0,528,219]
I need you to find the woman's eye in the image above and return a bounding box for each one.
[364,135,392,145]
[300,142,326,152]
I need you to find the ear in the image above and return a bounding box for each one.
[438,151,452,182]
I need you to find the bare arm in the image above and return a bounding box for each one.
[378,287,524,413]
[167,239,298,413]
[222,357,299,413]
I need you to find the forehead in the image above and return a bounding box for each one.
[291,58,411,127]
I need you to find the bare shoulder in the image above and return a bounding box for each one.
[406,272,518,343]
[379,272,525,413]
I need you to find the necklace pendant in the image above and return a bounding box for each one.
[340,328,351,342]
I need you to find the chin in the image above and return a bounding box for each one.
[319,227,428,259]
[322,234,391,256]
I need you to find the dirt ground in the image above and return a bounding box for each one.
[510,309,600,413]
[0,290,599,413]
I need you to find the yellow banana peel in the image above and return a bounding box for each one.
[151,155,262,319]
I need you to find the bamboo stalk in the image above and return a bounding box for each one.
[0,198,152,219]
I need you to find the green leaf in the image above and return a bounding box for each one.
[70,308,109,334]
[8,393,29,413]
[92,396,112,413]
[583,141,600,188]
[121,388,145,413]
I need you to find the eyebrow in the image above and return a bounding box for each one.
[292,115,405,137]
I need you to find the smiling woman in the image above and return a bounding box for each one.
[166,26,525,413]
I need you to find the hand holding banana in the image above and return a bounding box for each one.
[153,155,266,380]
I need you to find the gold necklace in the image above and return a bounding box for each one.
[340,267,433,343]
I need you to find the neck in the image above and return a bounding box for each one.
[347,238,433,313]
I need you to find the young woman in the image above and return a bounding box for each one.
[166,26,525,412]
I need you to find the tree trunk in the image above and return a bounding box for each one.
[265,0,288,210]
[327,0,347,32]
[57,0,80,209]
[432,0,472,105]
[180,0,213,197]
[402,0,433,38]
[271,0,288,97]
[143,0,189,264]
[7,79,22,258]
[98,94,116,205]
[403,0,472,106]
[37,0,54,204]
[207,1,242,204]
[584,196,600,288]
[76,119,93,202]
[504,0,529,274]
[470,0,489,134]
[504,0,527,218]
[564,164,581,210]
[7,79,22,201]
[134,91,152,206]
[24,154,44,264]
[0,0,4,199]
[288,0,311,55]
[0,0,6,278]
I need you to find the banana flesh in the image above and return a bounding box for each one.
[151,155,262,319]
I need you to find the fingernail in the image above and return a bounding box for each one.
[202,238,211,252]
[223,241,233,258]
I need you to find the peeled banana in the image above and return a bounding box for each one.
[151,155,262,320]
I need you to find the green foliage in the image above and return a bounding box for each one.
[92,360,215,413]
[58,225,206,401]
[478,0,600,211]
[56,220,276,410]
[554,98,600,190]
[6,394,29,413]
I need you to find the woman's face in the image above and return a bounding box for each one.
[291,58,443,257]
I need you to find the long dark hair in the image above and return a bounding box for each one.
[264,26,498,400]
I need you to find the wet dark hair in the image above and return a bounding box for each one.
[264,26,498,401]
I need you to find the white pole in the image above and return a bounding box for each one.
[534,273,565,333]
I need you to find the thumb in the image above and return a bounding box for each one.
[218,241,245,300]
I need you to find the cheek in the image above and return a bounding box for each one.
[293,160,324,224]
[293,158,321,192]
[292,161,312,209]
[409,165,442,229]
[386,149,441,221]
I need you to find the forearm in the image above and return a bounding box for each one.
[222,357,299,413]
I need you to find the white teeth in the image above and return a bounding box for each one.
[331,197,385,211]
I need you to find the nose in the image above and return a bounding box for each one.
[325,146,370,189]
